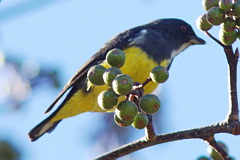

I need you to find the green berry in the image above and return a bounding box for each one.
[112,74,133,95]
[222,17,236,32]
[206,7,225,26]
[97,90,118,110]
[150,65,169,83]
[115,100,138,121]
[233,1,240,17]
[106,48,126,68]
[114,114,133,127]
[0,141,19,160]
[103,67,122,87]
[196,14,213,31]
[202,0,219,11]
[87,65,106,85]
[140,94,161,114]
[132,113,149,129]
[219,28,237,45]
[207,142,228,160]
[219,0,233,12]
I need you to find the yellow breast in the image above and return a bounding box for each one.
[50,46,171,122]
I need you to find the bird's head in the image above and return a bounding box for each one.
[149,18,206,50]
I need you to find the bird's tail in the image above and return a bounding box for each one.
[28,116,62,142]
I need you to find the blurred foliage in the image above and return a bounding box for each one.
[196,141,236,160]
[0,140,20,160]
[0,49,62,158]
[0,50,61,111]
[0,49,61,159]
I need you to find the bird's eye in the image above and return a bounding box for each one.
[180,26,187,32]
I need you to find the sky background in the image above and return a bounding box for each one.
[0,0,239,160]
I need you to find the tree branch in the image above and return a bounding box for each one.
[204,32,239,122]
[225,47,239,122]
[95,121,240,160]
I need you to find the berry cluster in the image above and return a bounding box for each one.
[196,0,240,45]
[87,48,169,129]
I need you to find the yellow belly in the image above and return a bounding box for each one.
[50,47,171,122]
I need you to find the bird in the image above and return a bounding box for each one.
[28,18,205,141]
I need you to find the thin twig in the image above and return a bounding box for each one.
[205,31,225,47]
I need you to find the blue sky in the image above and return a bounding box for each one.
[0,0,239,159]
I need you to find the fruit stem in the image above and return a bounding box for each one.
[205,31,225,47]
[141,77,152,88]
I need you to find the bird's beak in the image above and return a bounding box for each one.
[189,35,206,45]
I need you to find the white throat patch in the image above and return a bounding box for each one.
[171,42,191,59]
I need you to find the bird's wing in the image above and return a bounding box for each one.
[44,26,146,113]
